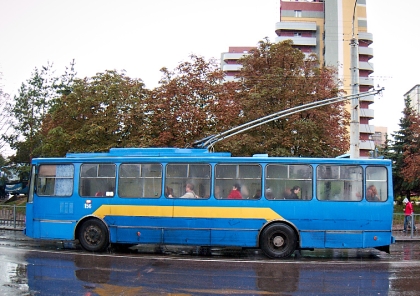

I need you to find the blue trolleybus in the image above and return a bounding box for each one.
[0,166,29,198]
[24,147,394,258]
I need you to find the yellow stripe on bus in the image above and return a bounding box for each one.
[93,205,282,221]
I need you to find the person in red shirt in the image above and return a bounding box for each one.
[227,183,242,199]
[403,197,417,232]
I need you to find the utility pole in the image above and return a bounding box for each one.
[350,0,360,159]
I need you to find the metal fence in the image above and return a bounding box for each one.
[0,205,417,233]
[393,213,419,230]
[0,204,26,230]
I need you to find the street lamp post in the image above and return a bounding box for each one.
[350,0,360,159]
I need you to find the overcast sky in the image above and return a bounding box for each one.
[0,0,418,151]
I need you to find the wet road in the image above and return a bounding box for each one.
[1,230,420,295]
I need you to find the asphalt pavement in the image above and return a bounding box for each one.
[1,227,419,243]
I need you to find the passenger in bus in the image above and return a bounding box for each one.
[227,183,242,199]
[214,186,221,198]
[265,188,274,199]
[252,189,261,199]
[95,185,114,197]
[282,188,291,199]
[180,183,198,198]
[366,185,380,201]
[165,186,174,198]
[241,185,249,199]
[289,186,301,199]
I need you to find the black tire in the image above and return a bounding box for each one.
[78,219,109,252]
[260,224,297,258]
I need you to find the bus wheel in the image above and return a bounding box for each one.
[260,224,297,258]
[78,219,109,252]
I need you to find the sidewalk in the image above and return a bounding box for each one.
[393,228,420,241]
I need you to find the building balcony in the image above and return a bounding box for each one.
[359,108,374,119]
[222,64,243,72]
[275,36,317,46]
[359,140,376,151]
[222,52,249,62]
[303,52,314,59]
[359,61,374,72]
[360,124,375,134]
[359,92,374,103]
[358,32,373,45]
[224,76,240,82]
[358,46,373,58]
[275,21,317,33]
[359,77,374,87]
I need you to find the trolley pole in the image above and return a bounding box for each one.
[350,1,360,159]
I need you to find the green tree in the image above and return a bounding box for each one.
[3,61,77,162]
[221,39,349,157]
[0,154,6,167]
[40,70,149,155]
[400,112,420,195]
[0,72,12,156]
[148,55,241,148]
[391,96,418,198]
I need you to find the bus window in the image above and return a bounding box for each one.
[80,164,115,197]
[37,164,74,196]
[165,164,211,199]
[317,165,362,201]
[265,164,312,200]
[215,164,261,199]
[366,166,387,202]
[118,164,162,198]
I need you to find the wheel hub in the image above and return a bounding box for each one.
[86,226,101,244]
[273,235,285,247]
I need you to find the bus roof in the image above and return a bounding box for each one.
[26,148,391,166]
[65,148,232,158]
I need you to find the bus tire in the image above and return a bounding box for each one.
[260,224,297,258]
[78,219,109,252]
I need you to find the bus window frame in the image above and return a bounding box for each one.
[214,163,262,200]
[365,166,388,202]
[36,164,75,197]
[316,164,363,202]
[165,163,211,199]
[79,163,116,198]
[118,163,163,198]
[265,163,313,200]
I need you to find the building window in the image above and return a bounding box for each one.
[295,10,302,17]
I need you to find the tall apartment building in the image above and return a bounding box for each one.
[404,85,420,114]
[221,0,375,157]
[372,126,388,148]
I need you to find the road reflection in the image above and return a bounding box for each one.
[3,240,420,295]
[22,249,392,295]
